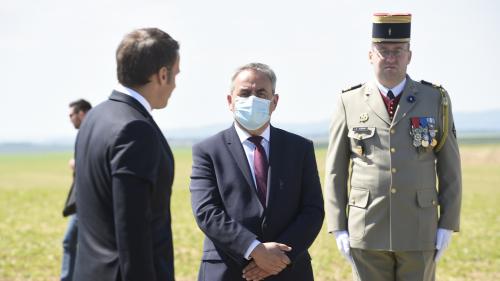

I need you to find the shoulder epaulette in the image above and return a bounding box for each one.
[420,80,445,90]
[341,83,363,93]
[420,80,450,152]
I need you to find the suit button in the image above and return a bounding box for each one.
[263,223,268,228]
[390,148,396,153]
[432,200,437,206]
[390,129,396,134]
[391,168,397,173]
[391,188,397,194]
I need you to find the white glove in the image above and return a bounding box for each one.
[334,230,353,264]
[435,228,453,262]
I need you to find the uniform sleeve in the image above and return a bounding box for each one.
[436,92,462,231]
[189,143,257,265]
[110,120,160,281]
[324,94,351,233]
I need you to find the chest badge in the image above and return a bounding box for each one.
[410,117,438,149]
[359,113,369,123]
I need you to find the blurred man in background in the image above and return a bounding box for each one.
[60,98,91,281]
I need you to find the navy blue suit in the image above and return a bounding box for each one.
[190,125,324,281]
[74,91,175,281]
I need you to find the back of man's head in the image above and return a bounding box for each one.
[116,28,179,88]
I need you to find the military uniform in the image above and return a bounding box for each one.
[325,13,462,281]
[325,77,462,280]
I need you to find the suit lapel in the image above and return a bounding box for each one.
[225,126,257,192]
[364,82,392,126]
[392,77,419,126]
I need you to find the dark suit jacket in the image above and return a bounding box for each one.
[74,91,175,281]
[190,125,324,281]
[62,175,76,217]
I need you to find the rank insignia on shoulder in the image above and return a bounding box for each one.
[420,80,444,90]
[341,83,363,93]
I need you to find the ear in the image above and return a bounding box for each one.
[227,94,234,111]
[407,50,412,64]
[158,67,169,84]
[270,94,279,113]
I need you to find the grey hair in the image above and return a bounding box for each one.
[230,62,277,93]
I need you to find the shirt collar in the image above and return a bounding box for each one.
[115,84,152,113]
[234,123,271,144]
[375,77,407,98]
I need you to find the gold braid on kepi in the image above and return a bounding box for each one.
[421,80,449,152]
[372,13,411,43]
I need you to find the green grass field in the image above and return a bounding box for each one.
[1,145,499,281]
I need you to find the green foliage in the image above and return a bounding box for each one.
[0,146,499,280]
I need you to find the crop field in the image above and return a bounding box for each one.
[0,144,499,281]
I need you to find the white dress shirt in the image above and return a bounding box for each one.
[234,123,270,190]
[115,84,152,113]
[233,123,271,259]
[375,77,407,98]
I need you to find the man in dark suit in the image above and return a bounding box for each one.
[190,63,324,281]
[74,28,180,281]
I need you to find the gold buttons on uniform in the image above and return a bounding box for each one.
[391,188,397,194]
[390,148,396,153]
[391,168,397,173]
[432,200,437,206]
[390,129,396,134]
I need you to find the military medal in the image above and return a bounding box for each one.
[422,139,429,147]
[427,118,436,138]
[359,113,369,123]
[427,117,438,147]
[410,117,421,147]
[431,138,438,147]
[420,117,430,147]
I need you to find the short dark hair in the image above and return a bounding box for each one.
[69,99,92,113]
[116,28,179,88]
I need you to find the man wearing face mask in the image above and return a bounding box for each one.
[325,13,462,281]
[190,62,324,281]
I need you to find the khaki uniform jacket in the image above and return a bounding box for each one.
[325,77,462,251]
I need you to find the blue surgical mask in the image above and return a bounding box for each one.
[233,96,271,131]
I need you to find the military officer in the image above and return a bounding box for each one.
[324,13,462,281]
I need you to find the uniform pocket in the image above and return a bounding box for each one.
[417,188,438,242]
[417,188,438,208]
[348,187,370,208]
[348,127,376,158]
[347,127,376,140]
[348,188,370,239]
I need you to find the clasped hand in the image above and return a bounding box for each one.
[242,242,292,281]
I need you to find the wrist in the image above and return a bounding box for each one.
[250,243,264,260]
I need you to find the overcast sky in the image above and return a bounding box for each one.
[2,0,499,142]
